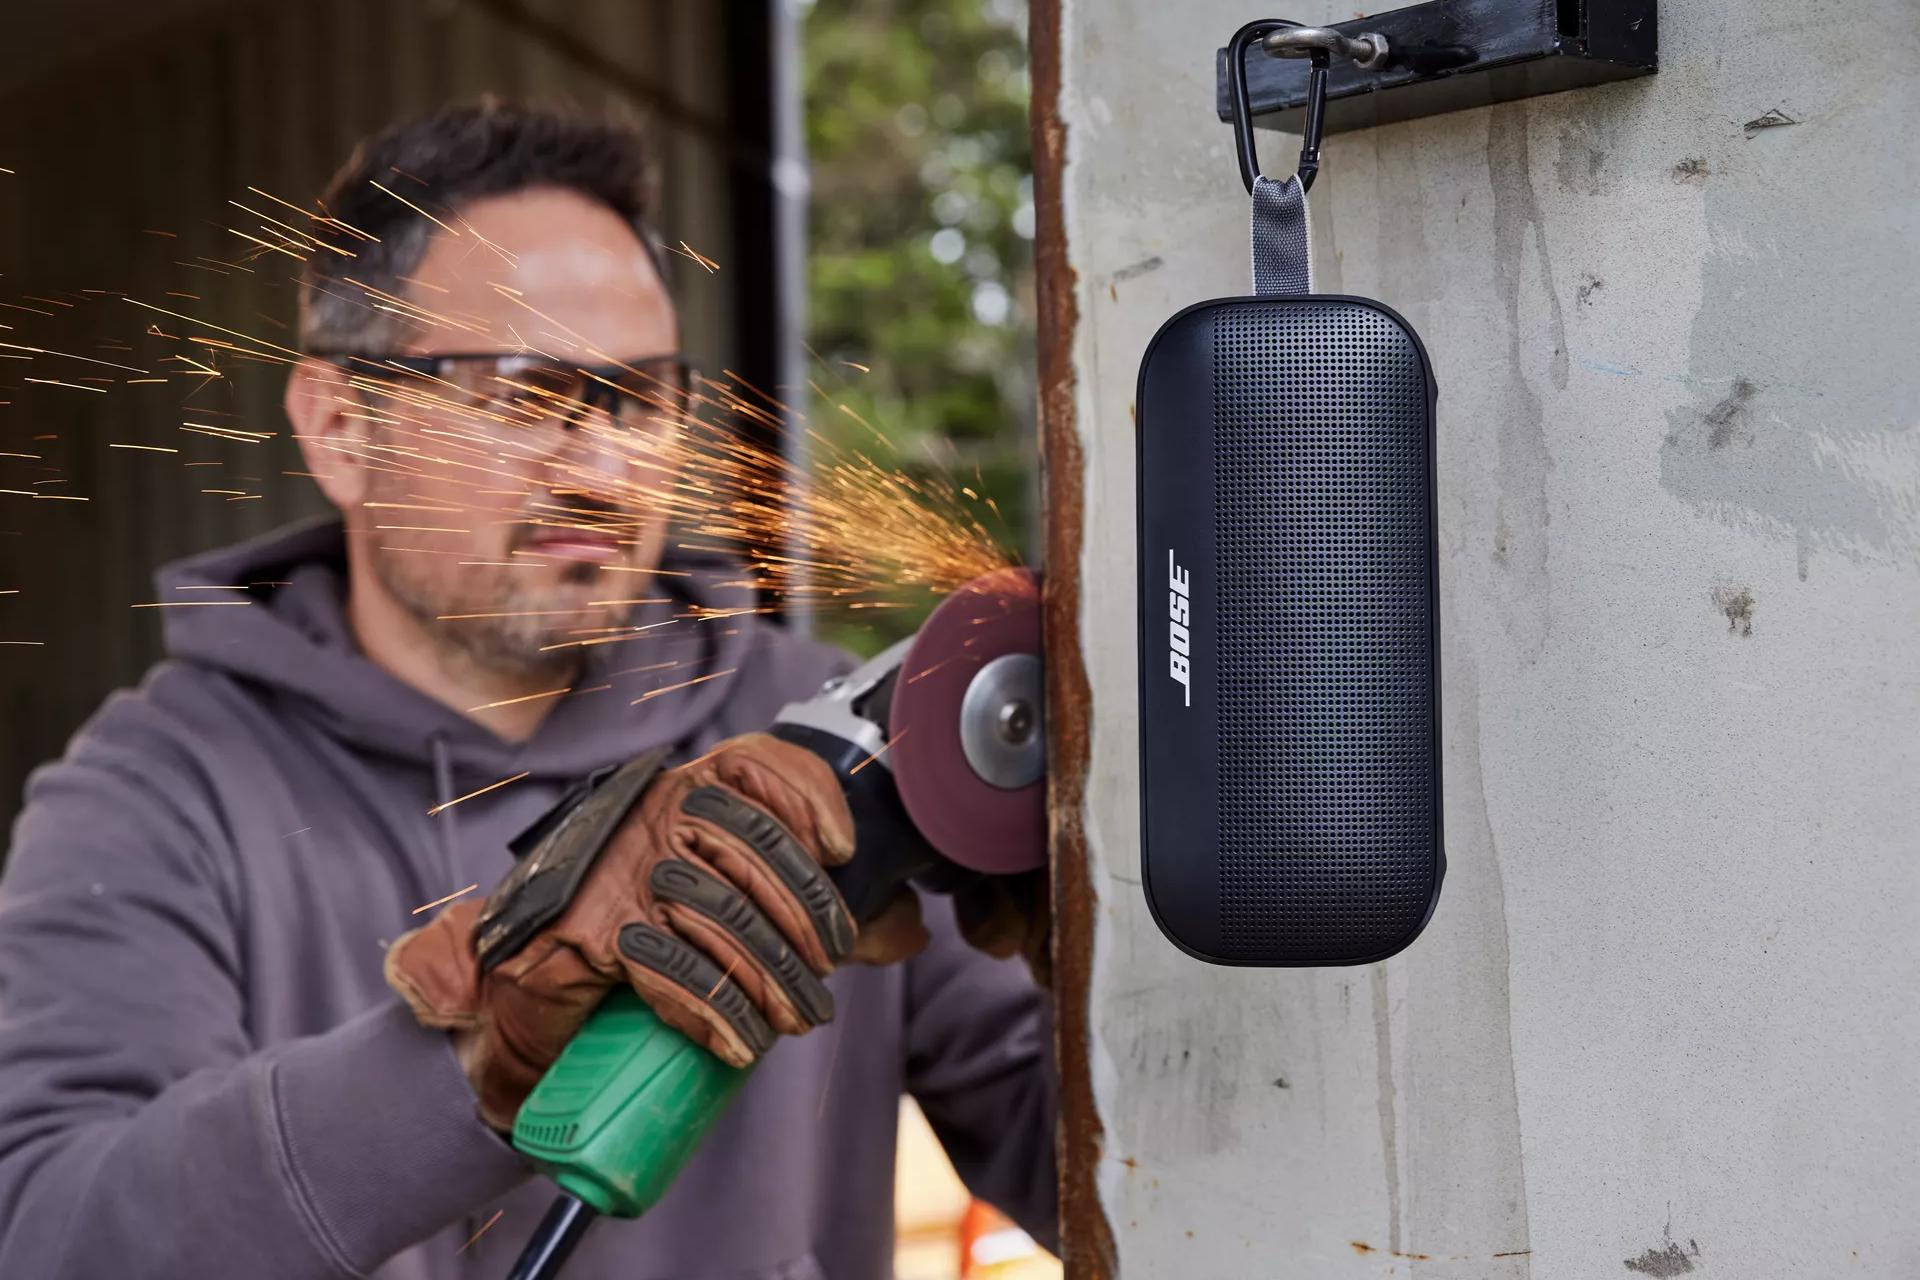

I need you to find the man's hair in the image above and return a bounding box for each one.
[299,100,657,353]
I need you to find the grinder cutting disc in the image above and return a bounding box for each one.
[888,566,1046,875]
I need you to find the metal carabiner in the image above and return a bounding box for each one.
[1263,26,1389,70]
[1227,19,1389,195]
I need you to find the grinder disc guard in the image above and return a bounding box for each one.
[887,567,1046,875]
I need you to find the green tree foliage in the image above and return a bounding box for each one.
[801,0,1034,653]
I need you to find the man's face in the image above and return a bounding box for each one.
[349,188,682,676]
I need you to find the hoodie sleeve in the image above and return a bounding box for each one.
[0,702,531,1279]
[903,894,1059,1253]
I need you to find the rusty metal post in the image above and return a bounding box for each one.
[1027,0,1117,1273]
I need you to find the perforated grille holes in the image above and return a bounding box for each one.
[1213,301,1434,962]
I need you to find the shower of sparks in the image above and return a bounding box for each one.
[426,770,529,817]
[1,180,1024,677]
[411,883,480,915]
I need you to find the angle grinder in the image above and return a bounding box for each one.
[503,566,1045,1280]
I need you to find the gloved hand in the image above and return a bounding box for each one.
[953,867,1051,989]
[385,733,924,1130]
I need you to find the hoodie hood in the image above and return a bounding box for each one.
[156,517,767,780]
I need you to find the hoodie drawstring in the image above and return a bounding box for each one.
[429,732,460,891]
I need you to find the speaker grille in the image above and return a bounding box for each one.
[1212,301,1434,962]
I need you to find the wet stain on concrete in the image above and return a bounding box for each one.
[1666,71,1918,587]
[1487,101,1562,660]
[1660,376,1912,582]
[1702,378,1757,449]
[1552,124,1608,196]
[1712,585,1756,636]
[1624,1234,1702,1276]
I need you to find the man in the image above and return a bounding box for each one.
[0,102,1054,1279]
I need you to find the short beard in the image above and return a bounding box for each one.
[374,545,637,687]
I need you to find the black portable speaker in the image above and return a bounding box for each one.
[1135,293,1443,966]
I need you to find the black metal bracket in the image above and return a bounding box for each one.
[1216,0,1656,136]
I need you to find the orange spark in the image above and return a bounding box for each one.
[848,727,911,776]
[23,378,106,393]
[427,771,530,817]
[466,687,572,713]
[677,240,720,273]
[370,180,459,235]
[438,608,603,620]
[411,884,480,915]
[457,1210,506,1255]
[633,668,738,704]
[706,954,742,999]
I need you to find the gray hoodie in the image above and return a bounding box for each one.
[0,518,1055,1279]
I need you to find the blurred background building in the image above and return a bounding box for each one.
[0,1,1045,1274]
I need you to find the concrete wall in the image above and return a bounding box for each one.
[1042,1,1919,1274]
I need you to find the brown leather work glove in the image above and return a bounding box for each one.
[385,733,927,1130]
[953,867,1052,989]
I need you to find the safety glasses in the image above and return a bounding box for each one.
[315,351,695,432]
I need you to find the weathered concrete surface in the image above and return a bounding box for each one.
[1042,1,1920,1274]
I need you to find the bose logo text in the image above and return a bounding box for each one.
[1168,550,1191,707]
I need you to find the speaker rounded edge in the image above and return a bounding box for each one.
[1134,297,1242,963]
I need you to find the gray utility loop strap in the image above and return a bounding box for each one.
[1251,173,1313,296]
